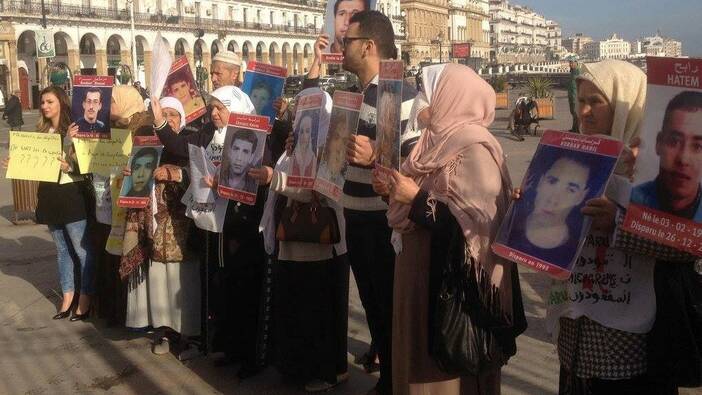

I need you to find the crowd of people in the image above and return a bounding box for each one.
[3,8,701,395]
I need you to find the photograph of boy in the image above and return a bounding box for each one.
[631,90,702,220]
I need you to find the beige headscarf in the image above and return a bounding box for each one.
[577,59,647,144]
[111,85,146,128]
[387,63,516,320]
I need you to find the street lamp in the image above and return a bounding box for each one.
[430,33,443,63]
[126,0,138,83]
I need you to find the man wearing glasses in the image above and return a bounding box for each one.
[76,88,106,134]
[306,11,418,395]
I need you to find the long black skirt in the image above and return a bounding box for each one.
[273,253,349,383]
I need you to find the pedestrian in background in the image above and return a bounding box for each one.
[567,56,581,133]
[2,89,24,130]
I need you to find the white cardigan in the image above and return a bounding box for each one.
[260,153,347,262]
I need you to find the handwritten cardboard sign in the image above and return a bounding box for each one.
[73,128,132,177]
[6,131,62,182]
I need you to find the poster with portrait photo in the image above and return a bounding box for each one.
[492,131,622,279]
[374,60,404,180]
[288,93,325,188]
[315,91,363,201]
[71,75,114,138]
[622,57,702,256]
[241,61,287,129]
[118,136,163,208]
[321,0,376,64]
[163,56,206,124]
[218,113,270,205]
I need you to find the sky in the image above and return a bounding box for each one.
[517,0,702,56]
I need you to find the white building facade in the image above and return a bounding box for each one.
[1,0,405,108]
[632,33,683,58]
[488,0,552,64]
[583,33,631,60]
[447,0,490,61]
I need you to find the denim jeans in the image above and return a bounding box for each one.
[48,219,95,295]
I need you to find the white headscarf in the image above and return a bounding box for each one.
[420,64,447,105]
[159,96,186,131]
[210,85,256,115]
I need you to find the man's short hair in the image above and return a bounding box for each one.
[334,0,370,14]
[349,11,397,60]
[663,90,702,129]
[232,129,258,153]
[84,88,102,103]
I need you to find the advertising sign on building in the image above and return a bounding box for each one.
[35,29,55,59]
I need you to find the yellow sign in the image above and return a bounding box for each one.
[73,129,133,177]
[6,131,62,182]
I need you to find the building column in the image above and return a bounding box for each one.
[8,41,20,94]
[202,51,211,91]
[285,53,293,75]
[67,48,79,74]
[37,57,48,88]
[95,49,108,75]
[295,52,303,74]
[261,51,269,64]
[272,52,281,67]
[184,51,195,74]
[143,50,153,87]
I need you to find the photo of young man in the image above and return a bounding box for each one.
[631,90,702,220]
[220,128,263,193]
[76,88,106,133]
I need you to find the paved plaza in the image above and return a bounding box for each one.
[0,89,699,394]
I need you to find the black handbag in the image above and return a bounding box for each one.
[431,226,505,376]
[275,194,340,244]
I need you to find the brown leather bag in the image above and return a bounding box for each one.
[275,194,340,244]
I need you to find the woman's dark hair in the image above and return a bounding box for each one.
[349,10,397,59]
[37,85,72,135]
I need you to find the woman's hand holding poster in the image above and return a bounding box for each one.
[492,130,623,278]
[314,91,363,201]
[621,57,702,256]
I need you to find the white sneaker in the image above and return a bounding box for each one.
[152,337,170,355]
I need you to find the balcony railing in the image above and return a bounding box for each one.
[1,0,323,35]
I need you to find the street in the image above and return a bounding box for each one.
[0,90,698,395]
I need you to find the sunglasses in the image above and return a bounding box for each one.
[342,36,370,48]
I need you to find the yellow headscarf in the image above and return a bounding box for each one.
[577,60,647,144]
[111,85,146,128]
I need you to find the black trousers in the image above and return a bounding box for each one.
[207,231,266,367]
[345,212,395,394]
[559,365,677,395]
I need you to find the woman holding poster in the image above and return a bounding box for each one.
[121,97,201,357]
[376,64,526,394]
[13,86,95,321]
[531,60,665,394]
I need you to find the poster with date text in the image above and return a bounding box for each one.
[217,113,270,205]
[492,130,622,279]
[314,91,363,201]
[162,56,206,123]
[374,60,404,180]
[241,61,287,129]
[118,136,163,208]
[71,75,114,138]
[288,92,325,188]
[622,56,702,256]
